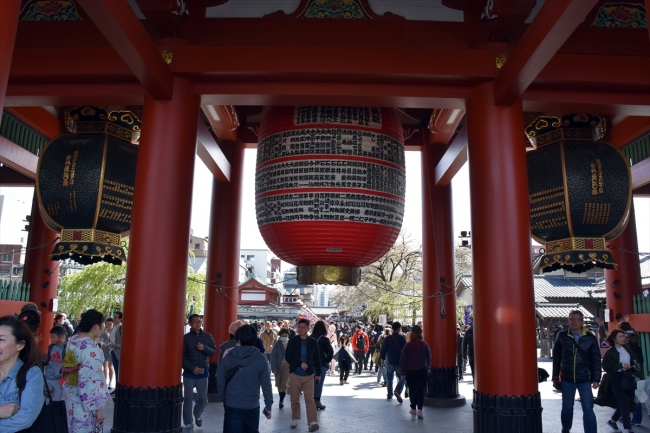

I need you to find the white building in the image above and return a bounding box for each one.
[312,284,331,307]
[239,249,281,288]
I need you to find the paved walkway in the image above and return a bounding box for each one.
[102,360,649,432]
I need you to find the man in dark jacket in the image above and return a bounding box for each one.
[462,325,475,380]
[552,310,601,433]
[285,319,321,432]
[456,325,464,381]
[380,321,407,403]
[182,314,217,430]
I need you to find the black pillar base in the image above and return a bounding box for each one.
[206,362,222,402]
[472,390,543,433]
[426,366,460,397]
[111,384,183,433]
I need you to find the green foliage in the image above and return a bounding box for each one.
[456,297,470,325]
[58,246,206,317]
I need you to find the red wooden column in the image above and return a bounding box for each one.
[112,78,198,433]
[421,144,465,407]
[605,201,642,328]
[0,0,20,117]
[466,82,541,432]
[23,192,59,352]
[203,138,245,398]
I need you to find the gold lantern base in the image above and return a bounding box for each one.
[297,265,361,286]
[538,237,616,273]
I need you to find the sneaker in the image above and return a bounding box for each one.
[340,380,344,385]
[185,424,194,432]
[308,422,320,432]
[195,418,202,427]
[387,396,392,401]
[394,391,403,404]
[417,410,423,419]
[409,409,417,414]
[344,380,349,384]
[607,419,621,432]
[291,419,299,429]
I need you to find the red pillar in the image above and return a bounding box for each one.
[421,144,465,406]
[466,82,541,432]
[0,0,20,117]
[112,78,198,433]
[23,192,59,352]
[605,201,642,328]
[204,139,245,349]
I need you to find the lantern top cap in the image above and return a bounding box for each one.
[65,106,141,144]
[525,113,605,148]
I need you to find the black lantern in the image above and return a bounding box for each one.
[526,114,632,273]
[36,106,139,265]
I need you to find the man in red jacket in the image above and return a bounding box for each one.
[351,325,369,375]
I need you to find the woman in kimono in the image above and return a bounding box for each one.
[63,309,110,433]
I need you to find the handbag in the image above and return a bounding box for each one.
[620,370,637,394]
[20,368,69,433]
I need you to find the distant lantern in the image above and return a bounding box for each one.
[36,106,140,265]
[526,113,632,273]
[255,106,406,285]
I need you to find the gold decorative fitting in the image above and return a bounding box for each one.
[60,229,122,246]
[65,106,141,144]
[545,237,606,253]
[161,50,173,65]
[525,113,606,148]
[495,55,508,69]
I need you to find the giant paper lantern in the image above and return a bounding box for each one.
[256,106,405,285]
[526,114,632,273]
[36,106,139,265]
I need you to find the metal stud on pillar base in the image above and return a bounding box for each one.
[111,384,183,433]
[424,367,466,407]
[472,391,542,433]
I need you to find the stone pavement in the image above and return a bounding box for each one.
[102,359,650,432]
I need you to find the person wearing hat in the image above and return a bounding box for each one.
[399,325,431,419]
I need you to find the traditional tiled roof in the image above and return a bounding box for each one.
[533,276,600,299]
[535,303,593,320]
[641,255,650,287]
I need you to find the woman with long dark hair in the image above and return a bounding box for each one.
[596,328,642,433]
[63,309,110,433]
[0,315,44,432]
[311,320,333,410]
[399,325,431,420]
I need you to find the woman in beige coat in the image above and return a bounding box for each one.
[270,328,291,408]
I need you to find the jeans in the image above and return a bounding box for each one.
[265,353,271,362]
[377,363,386,383]
[183,377,208,426]
[111,351,120,381]
[386,361,405,398]
[560,380,597,433]
[223,405,260,433]
[632,402,643,424]
[314,367,327,399]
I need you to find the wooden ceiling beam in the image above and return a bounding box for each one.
[606,116,650,148]
[523,89,650,116]
[76,0,174,100]
[4,84,145,107]
[196,119,231,182]
[434,125,468,186]
[4,107,60,140]
[494,0,599,106]
[429,108,465,145]
[0,136,37,179]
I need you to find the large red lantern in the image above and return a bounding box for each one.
[256,106,405,285]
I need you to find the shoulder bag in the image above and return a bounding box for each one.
[18,366,69,433]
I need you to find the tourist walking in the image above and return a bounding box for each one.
[456,325,464,381]
[552,310,601,433]
[260,321,277,362]
[381,321,407,403]
[98,318,114,389]
[285,319,321,432]
[351,324,369,375]
[334,335,355,385]
[109,311,123,384]
[327,324,337,375]
[400,325,431,419]
[63,309,110,433]
[311,320,334,410]
[462,325,475,380]
[0,315,44,432]
[217,324,273,433]
[270,328,291,409]
[375,328,389,386]
[595,328,642,433]
[182,314,217,431]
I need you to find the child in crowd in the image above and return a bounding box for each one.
[334,335,355,385]
[45,325,67,401]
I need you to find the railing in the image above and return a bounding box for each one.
[0,280,31,302]
[633,294,650,378]
[0,111,48,156]
[624,133,650,166]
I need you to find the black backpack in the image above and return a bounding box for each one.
[356,333,366,349]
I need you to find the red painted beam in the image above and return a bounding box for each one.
[201,104,239,142]
[434,124,468,186]
[494,0,599,106]
[196,119,231,183]
[523,89,650,116]
[429,108,465,145]
[607,116,650,148]
[5,107,60,140]
[0,135,37,178]
[76,0,174,100]
[4,84,145,106]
